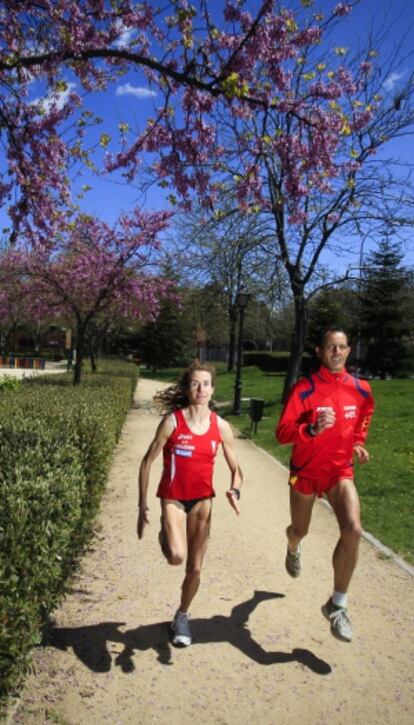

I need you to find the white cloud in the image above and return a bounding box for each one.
[31,82,77,113]
[383,70,406,92]
[116,83,157,99]
[113,27,135,48]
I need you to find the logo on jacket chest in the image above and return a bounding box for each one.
[343,405,356,419]
[315,404,357,419]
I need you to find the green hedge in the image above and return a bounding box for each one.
[243,351,314,374]
[0,361,138,700]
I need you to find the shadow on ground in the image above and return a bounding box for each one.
[43,590,331,676]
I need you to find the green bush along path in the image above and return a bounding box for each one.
[0,361,138,703]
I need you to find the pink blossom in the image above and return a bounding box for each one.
[288,210,308,225]
[336,67,356,94]
[327,212,340,224]
[359,61,373,75]
[333,4,353,17]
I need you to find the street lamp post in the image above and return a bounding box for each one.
[232,292,251,415]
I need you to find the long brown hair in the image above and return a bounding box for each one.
[153,360,216,414]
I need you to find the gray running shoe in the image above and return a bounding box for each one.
[285,545,301,577]
[170,611,192,647]
[322,599,353,642]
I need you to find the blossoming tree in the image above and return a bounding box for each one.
[0,209,172,383]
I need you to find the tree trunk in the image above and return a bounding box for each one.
[282,292,308,403]
[88,334,97,373]
[33,326,41,354]
[73,323,85,385]
[89,345,97,373]
[227,305,237,372]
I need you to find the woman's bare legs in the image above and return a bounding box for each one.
[179,499,212,612]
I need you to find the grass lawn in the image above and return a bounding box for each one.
[140,365,414,564]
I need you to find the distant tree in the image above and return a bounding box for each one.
[166,197,293,370]
[139,298,190,370]
[166,204,276,371]
[405,272,414,341]
[265,301,295,352]
[359,240,412,378]
[306,286,359,350]
[181,284,229,352]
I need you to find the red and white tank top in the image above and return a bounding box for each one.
[157,408,222,500]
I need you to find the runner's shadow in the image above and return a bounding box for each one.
[43,590,331,675]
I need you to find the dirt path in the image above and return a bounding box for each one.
[8,378,414,725]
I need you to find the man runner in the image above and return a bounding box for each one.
[276,328,375,642]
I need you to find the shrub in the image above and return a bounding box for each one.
[0,377,21,392]
[243,351,314,374]
[0,376,21,393]
[0,361,138,699]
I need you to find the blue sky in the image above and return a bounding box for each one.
[3,0,414,268]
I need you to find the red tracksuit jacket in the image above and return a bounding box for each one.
[276,365,375,479]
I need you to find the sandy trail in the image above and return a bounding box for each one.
[8,378,414,725]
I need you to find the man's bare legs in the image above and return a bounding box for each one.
[286,487,315,554]
[286,479,361,588]
[285,487,315,577]
[319,479,361,642]
[326,478,362,594]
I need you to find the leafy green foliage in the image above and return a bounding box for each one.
[359,240,412,378]
[306,287,359,350]
[139,299,191,369]
[0,376,21,392]
[0,361,138,700]
[243,351,313,374]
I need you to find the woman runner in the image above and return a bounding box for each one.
[137,360,242,647]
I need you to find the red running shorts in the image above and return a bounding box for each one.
[288,468,354,498]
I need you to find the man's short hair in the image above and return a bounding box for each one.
[319,326,350,347]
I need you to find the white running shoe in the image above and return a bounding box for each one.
[322,599,353,642]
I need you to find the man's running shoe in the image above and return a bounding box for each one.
[170,611,192,647]
[322,598,353,642]
[285,545,301,578]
